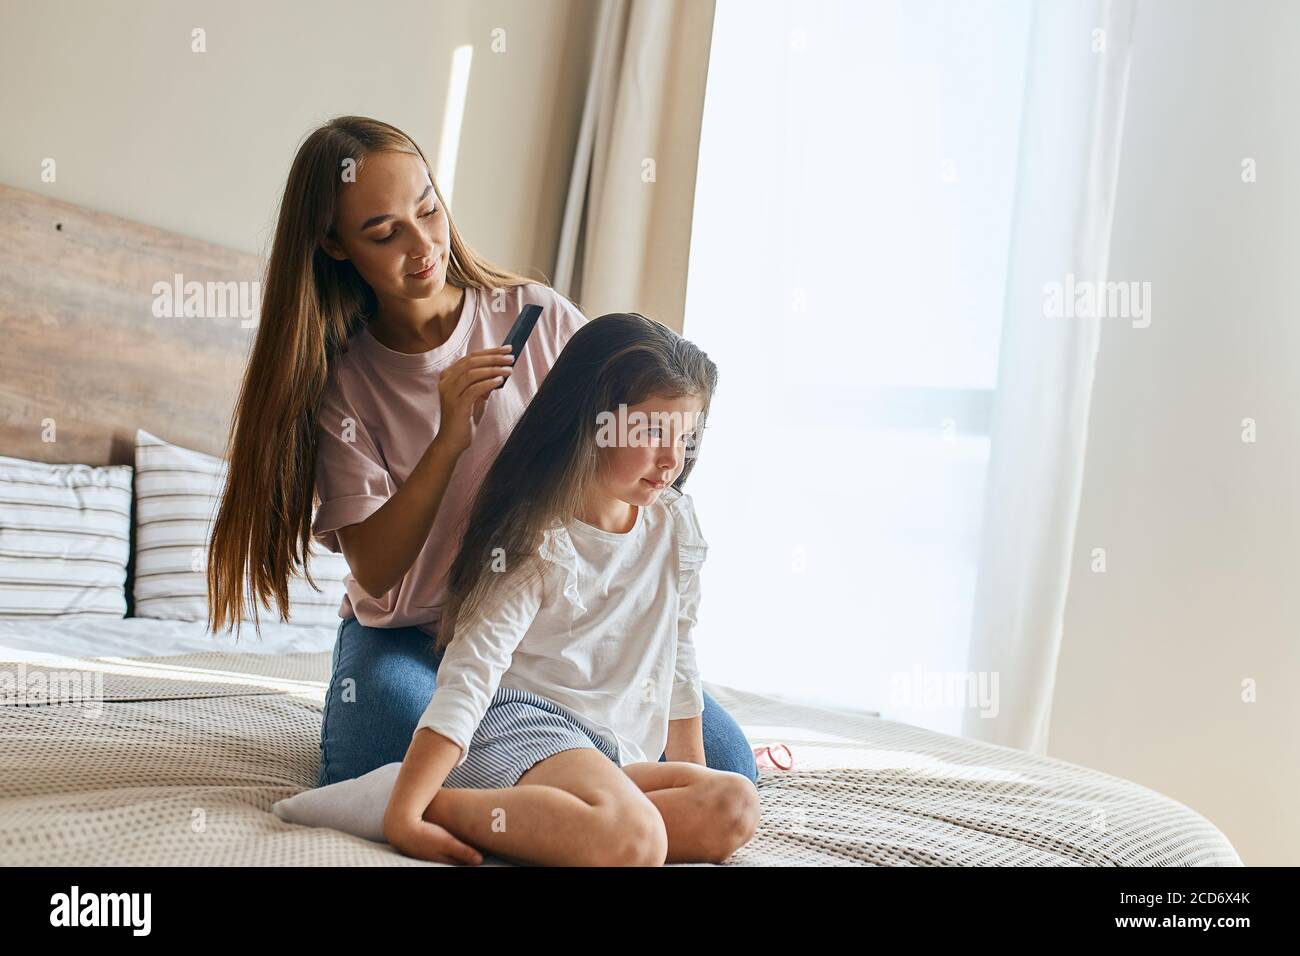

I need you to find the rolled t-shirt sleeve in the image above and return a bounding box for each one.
[413,570,545,766]
[551,288,589,343]
[311,376,395,553]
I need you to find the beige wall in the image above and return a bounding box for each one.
[1052,0,1300,866]
[0,0,597,278]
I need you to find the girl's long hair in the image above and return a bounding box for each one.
[206,115,537,637]
[437,313,718,652]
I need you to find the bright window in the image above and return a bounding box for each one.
[682,0,1032,735]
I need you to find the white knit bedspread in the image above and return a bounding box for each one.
[0,648,1242,866]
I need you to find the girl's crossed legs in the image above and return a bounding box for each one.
[423,748,760,866]
[320,617,762,865]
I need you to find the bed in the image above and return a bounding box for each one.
[0,185,1242,867]
[0,619,1241,866]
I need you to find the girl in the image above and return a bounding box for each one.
[204,116,757,829]
[381,312,761,866]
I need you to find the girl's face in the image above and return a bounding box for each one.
[595,394,706,505]
[319,150,452,303]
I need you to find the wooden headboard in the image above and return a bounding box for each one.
[0,184,262,466]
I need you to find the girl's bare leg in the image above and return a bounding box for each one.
[418,747,667,866]
[620,761,761,864]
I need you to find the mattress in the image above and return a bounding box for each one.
[0,619,1243,866]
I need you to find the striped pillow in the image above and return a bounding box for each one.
[0,455,133,619]
[132,429,348,625]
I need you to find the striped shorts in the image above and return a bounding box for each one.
[442,686,622,790]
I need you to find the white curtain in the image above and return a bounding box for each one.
[962,0,1138,753]
[553,0,715,333]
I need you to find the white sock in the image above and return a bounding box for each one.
[272,762,403,843]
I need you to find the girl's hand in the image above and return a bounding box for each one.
[384,805,484,866]
[434,345,515,456]
[385,729,480,864]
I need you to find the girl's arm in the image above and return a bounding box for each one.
[668,532,706,723]
[666,493,708,764]
[382,569,544,857]
[664,715,707,765]
[382,728,482,864]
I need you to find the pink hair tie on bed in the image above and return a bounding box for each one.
[753,743,793,771]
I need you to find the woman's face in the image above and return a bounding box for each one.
[320,150,452,302]
[595,394,705,505]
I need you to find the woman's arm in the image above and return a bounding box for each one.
[336,346,515,597]
[336,436,460,598]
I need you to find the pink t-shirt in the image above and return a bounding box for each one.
[311,281,588,637]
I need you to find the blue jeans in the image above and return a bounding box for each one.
[318,616,758,787]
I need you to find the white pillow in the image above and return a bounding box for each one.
[272,761,402,843]
[0,455,133,619]
[132,429,348,625]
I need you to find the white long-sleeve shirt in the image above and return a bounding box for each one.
[413,486,708,767]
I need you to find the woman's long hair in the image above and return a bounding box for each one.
[436,313,718,652]
[206,115,537,637]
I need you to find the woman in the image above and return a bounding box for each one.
[205,117,757,835]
